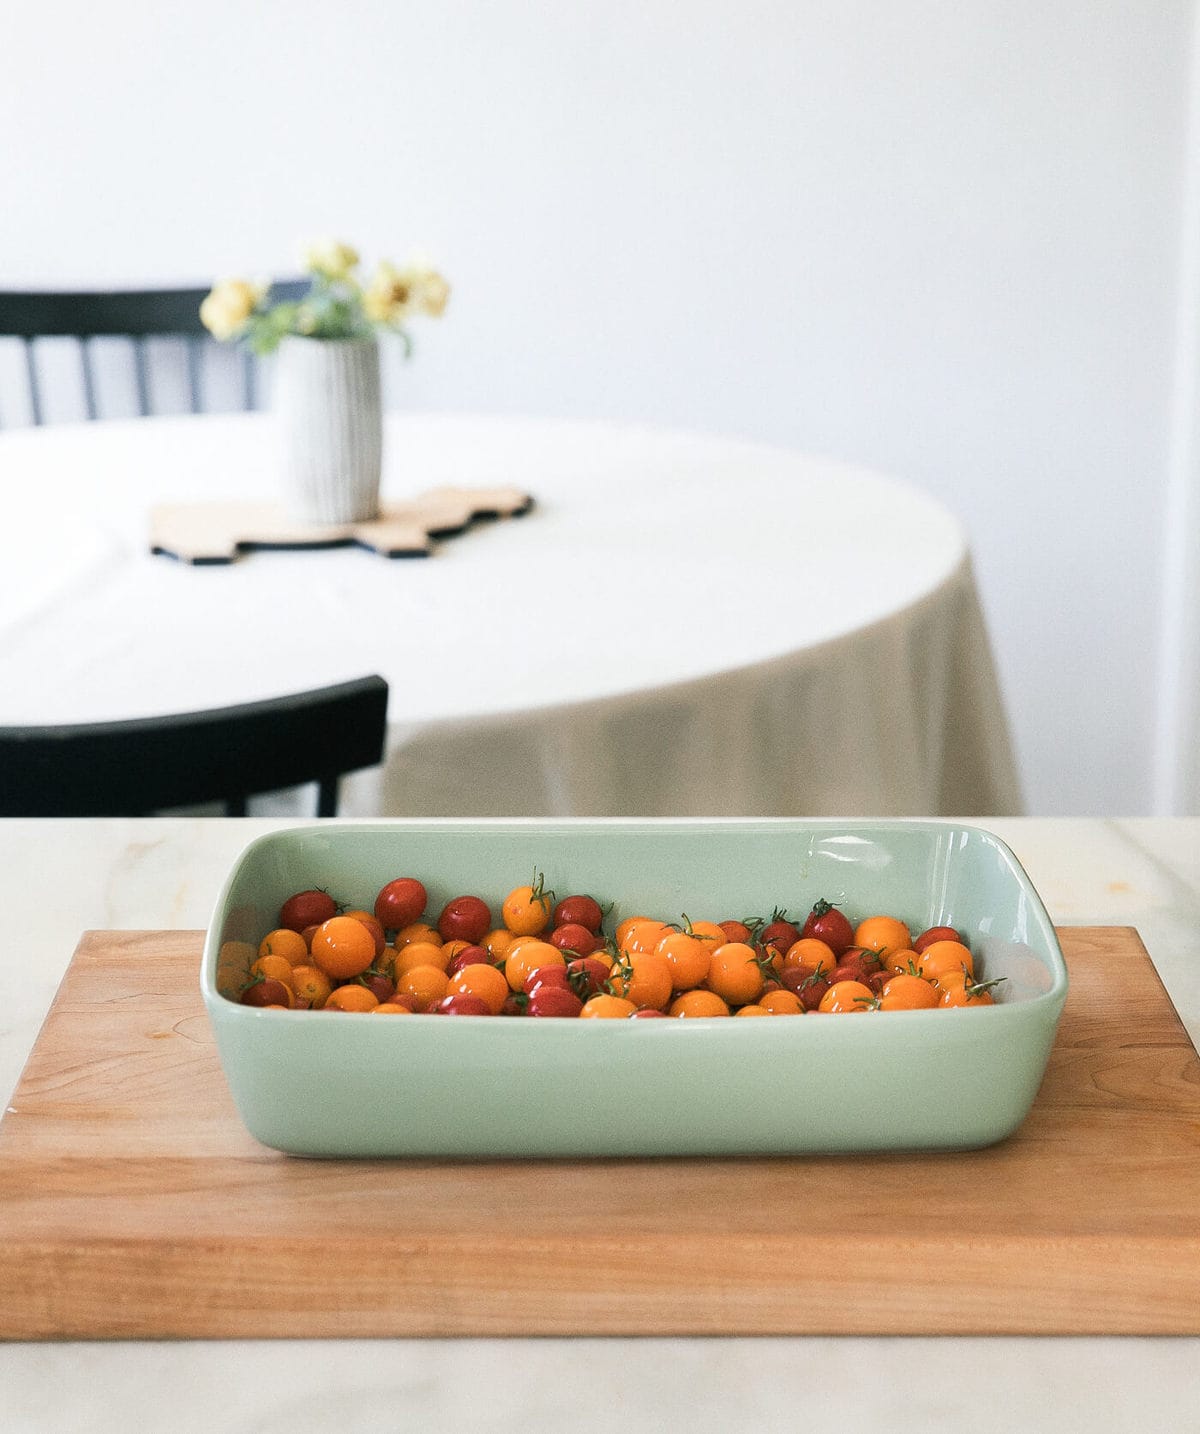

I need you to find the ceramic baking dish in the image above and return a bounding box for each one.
[201,819,1068,1158]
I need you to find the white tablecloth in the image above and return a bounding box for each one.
[0,412,1021,816]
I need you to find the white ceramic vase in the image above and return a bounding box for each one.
[275,334,383,525]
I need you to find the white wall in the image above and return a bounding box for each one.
[2,0,1194,815]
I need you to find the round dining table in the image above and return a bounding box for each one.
[0,411,1021,817]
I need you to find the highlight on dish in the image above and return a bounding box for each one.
[221,870,1003,1018]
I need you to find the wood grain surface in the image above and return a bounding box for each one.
[2,927,1199,1339]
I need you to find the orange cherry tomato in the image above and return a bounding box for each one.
[501,871,555,936]
[483,927,517,960]
[668,989,731,1018]
[734,1004,769,1017]
[818,979,877,1013]
[371,1001,415,1014]
[940,975,1004,1007]
[256,928,309,964]
[448,962,509,1015]
[393,940,451,976]
[916,940,975,984]
[324,983,379,1012]
[853,915,913,962]
[782,937,836,977]
[705,942,764,1007]
[341,908,387,959]
[393,922,443,951]
[655,929,712,992]
[878,973,940,1011]
[606,950,673,1011]
[310,915,377,981]
[250,954,296,988]
[395,964,449,1012]
[504,939,564,993]
[290,964,333,1009]
[759,989,804,1016]
[622,920,671,956]
[579,993,638,1019]
[884,947,926,978]
[684,920,728,946]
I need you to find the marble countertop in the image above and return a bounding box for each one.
[3,816,1200,1432]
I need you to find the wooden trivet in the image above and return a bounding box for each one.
[149,487,533,563]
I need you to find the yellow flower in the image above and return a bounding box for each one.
[363,257,451,326]
[199,278,266,341]
[301,238,360,282]
[362,261,416,325]
[415,266,450,318]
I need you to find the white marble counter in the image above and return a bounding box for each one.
[3,817,1200,1432]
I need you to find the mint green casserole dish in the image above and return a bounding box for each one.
[201,820,1068,1158]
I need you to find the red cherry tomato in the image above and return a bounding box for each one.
[551,894,604,933]
[566,955,610,997]
[800,899,855,956]
[549,922,600,956]
[241,977,293,1007]
[760,917,800,952]
[914,925,963,954]
[629,1007,668,1018]
[446,944,493,976]
[437,895,492,944]
[718,920,754,944]
[527,985,584,1018]
[373,878,428,931]
[359,972,396,1003]
[279,889,337,932]
[435,993,492,1016]
[523,964,571,995]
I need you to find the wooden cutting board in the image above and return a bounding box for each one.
[2,926,1199,1339]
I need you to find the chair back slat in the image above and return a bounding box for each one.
[0,282,308,425]
[0,675,389,817]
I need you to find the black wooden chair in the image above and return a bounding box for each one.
[0,675,389,817]
[0,281,307,426]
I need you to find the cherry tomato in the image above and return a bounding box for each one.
[527,985,584,1018]
[629,1007,668,1019]
[917,940,976,984]
[705,942,764,1007]
[718,920,754,944]
[502,871,555,936]
[549,922,600,956]
[878,973,939,1011]
[760,915,800,952]
[566,955,611,997]
[523,964,571,995]
[579,993,638,1019]
[818,980,876,1014]
[357,970,397,1004]
[914,924,962,954]
[241,976,294,1008]
[552,894,604,933]
[342,908,386,959]
[854,915,913,961]
[435,993,492,1016]
[373,877,427,931]
[655,929,712,992]
[279,889,337,932]
[437,894,492,944]
[445,944,493,976]
[800,900,855,955]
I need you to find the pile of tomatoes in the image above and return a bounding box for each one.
[232,869,1004,1018]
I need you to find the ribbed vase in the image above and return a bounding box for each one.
[275,335,383,525]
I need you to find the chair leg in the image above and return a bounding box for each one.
[317,778,339,818]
